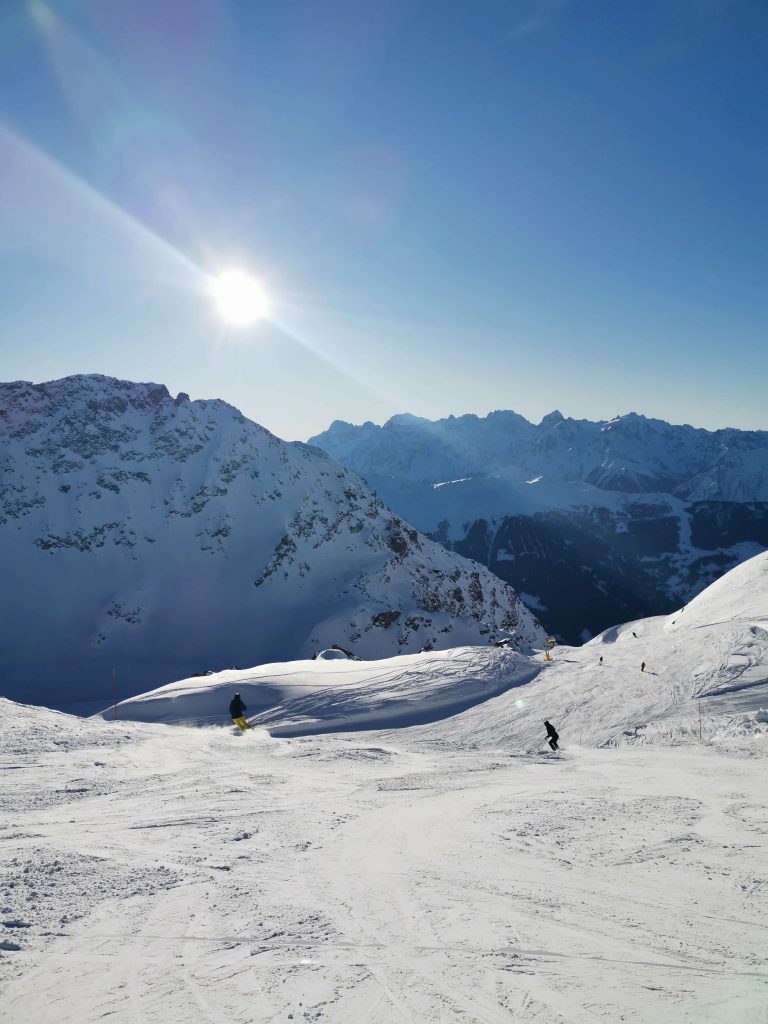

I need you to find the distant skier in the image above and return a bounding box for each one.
[599,655,603,666]
[632,631,638,639]
[229,692,250,732]
[544,720,559,752]
[640,661,646,673]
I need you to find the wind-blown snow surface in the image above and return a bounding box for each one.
[1,556,767,1022]
[0,375,543,706]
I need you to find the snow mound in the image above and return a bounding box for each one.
[0,698,140,758]
[103,647,539,735]
[612,708,768,752]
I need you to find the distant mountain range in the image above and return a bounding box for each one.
[309,411,768,642]
[0,376,544,707]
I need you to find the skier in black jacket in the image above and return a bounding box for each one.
[229,693,250,731]
[544,720,559,751]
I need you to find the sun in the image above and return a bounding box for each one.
[209,269,269,326]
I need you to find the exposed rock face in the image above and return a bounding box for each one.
[0,376,544,705]
[309,411,768,642]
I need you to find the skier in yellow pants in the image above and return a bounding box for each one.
[229,693,251,731]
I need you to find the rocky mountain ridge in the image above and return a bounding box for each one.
[309,410,768,642]
[311,409,768,500]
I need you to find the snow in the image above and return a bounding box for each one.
[107,552,768,750]
[102,647,540,737]
[316,648,354,660]
[1,555,767,1021]
[672,548,768,627]
[308,409,768,642]
[1,712,765,1021]
[309,408,768,501]
[0,375,544,706]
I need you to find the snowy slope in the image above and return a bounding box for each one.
[0,375,544,706]
[401,549,768,751]
[114,551,768,751]
[2,578,767,1023]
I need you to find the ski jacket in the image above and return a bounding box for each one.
[545,722,558,741]
[229,697,247,719]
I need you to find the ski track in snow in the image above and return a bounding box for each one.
[1,712,766,1023]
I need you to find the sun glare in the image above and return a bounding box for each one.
[210,270,269,326]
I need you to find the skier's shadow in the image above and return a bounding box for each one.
[508,753,565,763]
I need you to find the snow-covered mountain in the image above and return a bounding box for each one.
[0,376,544,707]
[309,411,768,642]
[310,409,768,499]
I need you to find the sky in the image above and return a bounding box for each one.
[1,0,767,441]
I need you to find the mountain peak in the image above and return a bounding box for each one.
[387,413,432,428]
[540,410,565,428]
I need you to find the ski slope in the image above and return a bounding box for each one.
[1,555,766,1022]
[110,552,768,749]
[1,704,765,1022]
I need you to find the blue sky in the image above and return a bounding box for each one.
[1,0,766,439]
